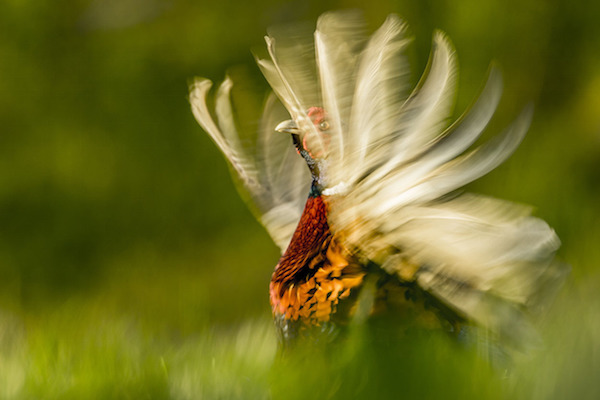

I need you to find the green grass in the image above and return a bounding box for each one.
[2,283,599,399]
[2,313,276,399]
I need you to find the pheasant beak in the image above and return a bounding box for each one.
[275,119,300,135]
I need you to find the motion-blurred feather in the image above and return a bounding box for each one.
[190,11,567,352]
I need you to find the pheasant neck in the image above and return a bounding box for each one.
[271,183,329,283]
[292,133,321,184]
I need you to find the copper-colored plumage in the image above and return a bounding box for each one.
[269,192,365,333]
[269,188,461,342]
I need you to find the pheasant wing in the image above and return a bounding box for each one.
[263,11,567,341]
[190,78,310,252]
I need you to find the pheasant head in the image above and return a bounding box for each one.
[275,107,332,186]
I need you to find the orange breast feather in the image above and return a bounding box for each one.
[270,195,365,326]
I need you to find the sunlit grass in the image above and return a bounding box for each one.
[0,272,597,399]
[0,307,276,399]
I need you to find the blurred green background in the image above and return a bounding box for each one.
[0,0,599,398]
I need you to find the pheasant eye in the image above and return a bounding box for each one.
[319,121,330,131]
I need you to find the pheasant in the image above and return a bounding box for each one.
[190,11,566,348]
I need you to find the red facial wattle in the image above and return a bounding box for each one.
[303,107,331,159]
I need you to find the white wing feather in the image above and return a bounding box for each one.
[189,79,310,252]
[345,14,412,175]
[315,10,369,164]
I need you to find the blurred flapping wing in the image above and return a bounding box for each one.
[190,78,310,252]
[261,11,566,342]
